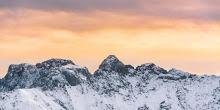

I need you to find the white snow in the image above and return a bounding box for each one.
[1,76,220,110]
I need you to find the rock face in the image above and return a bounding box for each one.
[95,55,133,76]
[0,55,220,110]
[0,58,90,91]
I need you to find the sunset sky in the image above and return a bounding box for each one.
[0,0,220,77]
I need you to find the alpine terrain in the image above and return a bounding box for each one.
[0,55,220,110]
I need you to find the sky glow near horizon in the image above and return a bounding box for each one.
[0,0,220,77]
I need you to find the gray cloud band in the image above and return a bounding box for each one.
[0,0,219,20]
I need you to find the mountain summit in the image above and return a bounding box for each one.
[99,55,124,71]
[0,55,220,110]
[36,58,75,69]
[0,58,90,91]
[96,55,133,75]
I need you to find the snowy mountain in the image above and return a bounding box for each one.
[0,55,220,110]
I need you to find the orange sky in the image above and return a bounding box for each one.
[0,1,220,77]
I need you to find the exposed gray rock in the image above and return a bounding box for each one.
[36,58,74,69]
[0,58,90,91]
[95,55,133,76]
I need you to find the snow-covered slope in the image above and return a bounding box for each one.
[0,55,220,110]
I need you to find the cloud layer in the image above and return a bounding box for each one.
[0,0,220,20]
[0,1,220,77]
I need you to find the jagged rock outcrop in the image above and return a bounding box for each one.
[0,58,90,91]
[158,68,195,80]
[36,59,74,69]
[94,55,134,76]
[136,63,167,75]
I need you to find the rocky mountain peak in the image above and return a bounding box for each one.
[136,63,156,71]
[98,55,125,71]
[93,55,134,77]
[168,68,193,77]
[168,68,186,73]
[158,68,194,80]
[5,63,37,79]
[0,58,89,92]
[104,55,119,61]
[136,63,167,75]
[36,58,74,69]
[167,68,191,77]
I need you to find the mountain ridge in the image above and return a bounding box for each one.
[0,55,220,110]
[0,55,197,92]
[0,55,207,79]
